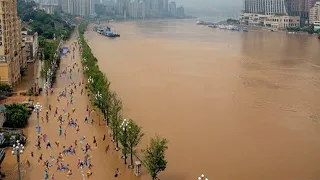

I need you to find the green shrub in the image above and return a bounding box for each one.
[0,83,13,93]
[0,90,12,97]
[3,103,30,128]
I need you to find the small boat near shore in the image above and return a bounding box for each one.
[95,26,120,38]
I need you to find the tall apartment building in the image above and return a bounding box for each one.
[169,1,176,15]
[243,0,313,25]
[128,0,139,18]
[61,0,94,16]
[0,0,23,86]
[117,0,128,16]
[151,0,159,11]
[73,0,80,15]
[265,0,288,15]
[158,0,164,11]
[138,1,146,18]
[243,0,266,14]
[309,1,320,24]
[62,0,74,14]
[176,5,184,17]
[164,0,168,12]
[145,0,151,10]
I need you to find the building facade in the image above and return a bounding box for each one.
[176,6,184,17]
[169,1,176,16]
[61,0,94,16]
[264,15,300,29]
[242,0,312,26]
[21,30,39,63]
[0,0,23,86]
[265,0,288,15]
[309,1,320,24]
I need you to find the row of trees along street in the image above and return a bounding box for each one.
[78,21,169,180]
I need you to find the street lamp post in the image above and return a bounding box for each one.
[84,65,89,72]
[120,119,130,165]
[12,140,24,180]
[88,76,94,91]
[44,81,49,111]
[34,102,42,133]
[198,174,208,180]
[95,91,102,126]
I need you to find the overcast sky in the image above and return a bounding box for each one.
[174,0,242,8]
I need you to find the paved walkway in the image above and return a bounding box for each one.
[1,31,140,180]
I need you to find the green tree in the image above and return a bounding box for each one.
[143,135,168,180]
[3,103,30,128]
[127,120,144,168]
[109,92,122,151]
[0,83,13,92]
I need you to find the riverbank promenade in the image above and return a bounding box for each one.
[1,31,140,180]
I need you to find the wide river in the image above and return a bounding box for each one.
[85,19,320,180]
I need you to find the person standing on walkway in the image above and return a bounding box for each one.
[64,130,67,139]
[44,170,49,180]
[58,126,62,136]
[46,141,52,149]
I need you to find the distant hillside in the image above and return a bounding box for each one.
[17,0,72,39]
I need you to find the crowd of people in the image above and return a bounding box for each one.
[27,39,121,180]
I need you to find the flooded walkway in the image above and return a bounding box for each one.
[1,31,140,180]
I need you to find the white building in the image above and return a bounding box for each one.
[264,15,300,30]
[40,4,55,14]
[309,1,320,24]
[240,13,272,26]
[21,30,39,63]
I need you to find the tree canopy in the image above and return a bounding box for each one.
[17,0,72,39]
[143,135,168,179]
[3,103,30,128]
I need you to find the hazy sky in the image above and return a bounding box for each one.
[174,0,242,8]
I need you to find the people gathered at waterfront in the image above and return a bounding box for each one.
[26,40,119,179]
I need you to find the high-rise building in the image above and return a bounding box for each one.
[138,1,146,18]
[0,0,23,86]
[309,1,320,24]
[158,0,164,11]
[243,0,266,14]
[145,0,151,10]
[62,0,74,14]
[74,0,80,15]
[151,0,159,11]
[117,0,128,16]
[176,5,184,17]
[133,0,139,18]
[164,0,168,12]
[169,1,176,15]
[243,0,312,26]
[265,0,288,15]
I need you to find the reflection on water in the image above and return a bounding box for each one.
[86,19,320,180]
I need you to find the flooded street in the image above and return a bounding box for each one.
[85,19,320,180]
[2,32,140,180]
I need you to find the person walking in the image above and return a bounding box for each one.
[44,170,49,180]
[114,168,120,177]
[58,126,62,136]
[46,141,52,149]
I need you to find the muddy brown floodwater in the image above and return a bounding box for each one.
[85,19,320,180]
